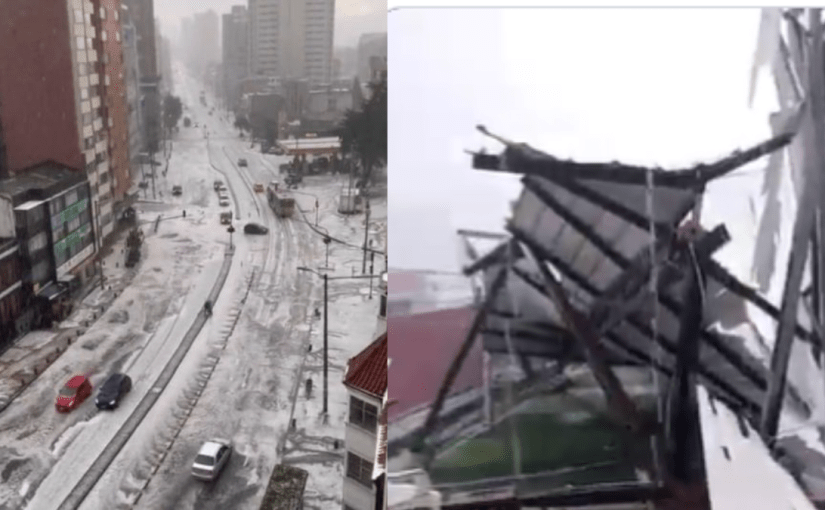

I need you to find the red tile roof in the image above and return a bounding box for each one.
[344,333,388,398]
[388,306,484,422]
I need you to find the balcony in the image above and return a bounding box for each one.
[95,139,106,154]
[89,73,99,86]
[93,118,103,131]
[91,96,100,109]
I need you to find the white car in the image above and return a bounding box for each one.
[192,439,232,481]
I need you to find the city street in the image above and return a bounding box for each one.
[0,65,386,510]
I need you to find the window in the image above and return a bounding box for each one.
[115,31,120,42]
[349,396,378,432]
[99,6,105,19]
[81,87,89,100]
[345,453,373,487]
[102,30,107,42]
[76,36,86,50]
[74,9,83,23]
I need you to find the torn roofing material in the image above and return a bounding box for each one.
[466,130,811,422]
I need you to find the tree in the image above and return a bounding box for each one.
[234,115,251,133]
[337,76,387,189]
[163,94,183,133]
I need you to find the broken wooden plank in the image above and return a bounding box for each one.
[518,240,647,433]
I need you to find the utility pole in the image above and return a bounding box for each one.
[362,200,371,274]
[323,272,328,419]
[369,252,375,299]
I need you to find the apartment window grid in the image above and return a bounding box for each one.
[345,452,373,488]
[349,396,378,433]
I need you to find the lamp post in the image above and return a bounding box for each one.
[298,266,329,418]
[297,267,385,420]
[361,200,371,274]
[227,224,235,250]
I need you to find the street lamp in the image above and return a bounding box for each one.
[298,266,329,418]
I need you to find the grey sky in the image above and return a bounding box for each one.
[389,8,777,274]
[154,0,387,47]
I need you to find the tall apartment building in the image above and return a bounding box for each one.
[97,0,132,225]
[185,11,220,82]
[357,33,387,84]
[122,0,161,156]
[120,4,143,184]
[223,6,250,113]
[0,0,120,251]
[249,0,335,84]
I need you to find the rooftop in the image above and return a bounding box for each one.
[344,332,388,398]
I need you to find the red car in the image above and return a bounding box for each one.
[56,375,92,412]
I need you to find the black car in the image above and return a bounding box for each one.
[95,373,132,410]
[172,185,183,196]
[244,223,269,235]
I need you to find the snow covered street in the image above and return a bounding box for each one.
[0,65,387,510]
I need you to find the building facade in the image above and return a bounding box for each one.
[96,0,132,226]
[122,0,161,156]
[249,0,334,84]
[0,0,114,241]
[0,239,25,351]
[222,5,250,113]
[356,33,387,84]
[343,333,388,510]
[120,5,144,185]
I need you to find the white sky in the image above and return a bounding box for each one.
[154,0,387,47]
[389,7,778,272]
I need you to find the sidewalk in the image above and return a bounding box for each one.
[279,276,384,509]
[0,224,139,413]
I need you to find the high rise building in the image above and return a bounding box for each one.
[187,11,220,82]
[122,0,161,157]
[97,0,132,226]
[120,3,144,185]
[223,6,250,113]
[0,0,127,262]
[357,33,387,84]
[249,0,335,85]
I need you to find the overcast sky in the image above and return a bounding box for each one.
[389,8,779,273]
[154,0,387,47]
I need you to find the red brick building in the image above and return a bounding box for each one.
[96,0,132,206]
[0,1,84,174]
[387,307,484,422]
[0,0,124,242]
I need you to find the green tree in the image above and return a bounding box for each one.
[337,76,387,189]
[163,94,183,133]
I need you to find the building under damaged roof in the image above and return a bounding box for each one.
[388,119,825,509]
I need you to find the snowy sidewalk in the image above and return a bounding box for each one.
[0,224,140,413]
[279,277,384,509]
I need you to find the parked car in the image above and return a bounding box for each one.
[219,198,230,207]
[213,180,223,191]
[95,373,132,410]
[253,183,264,193]
[237,158,248,167]
[172,185,182,196]
[56,375,93,413]
[244,223,269,235]
[192,439,232,481]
